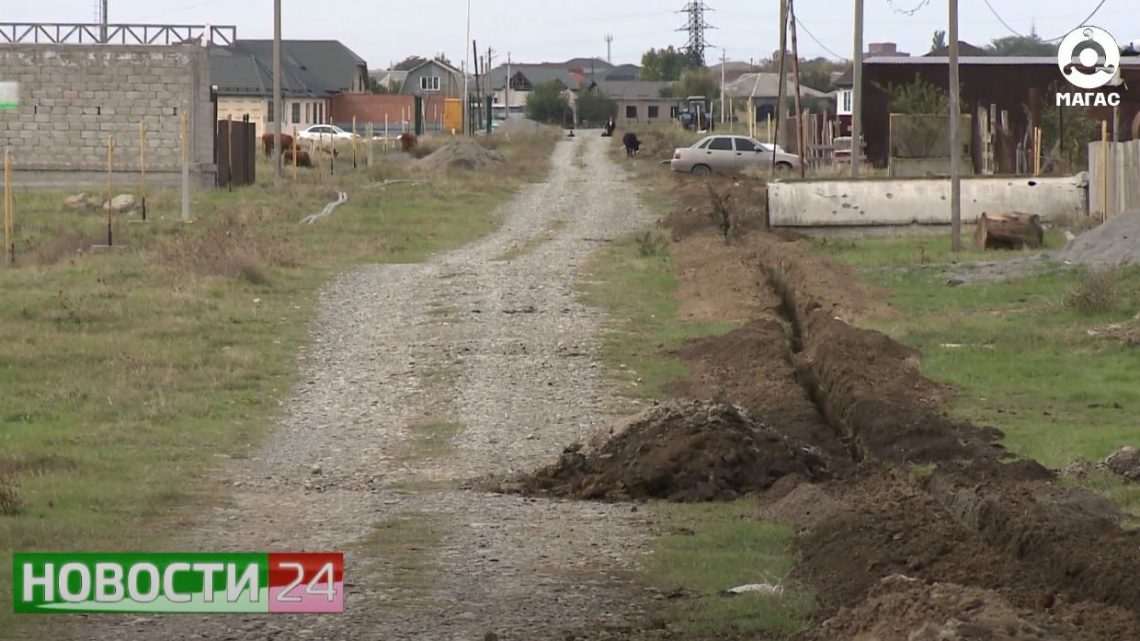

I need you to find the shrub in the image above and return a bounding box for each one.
[636,230,669,257]
[1064,267,1121,314]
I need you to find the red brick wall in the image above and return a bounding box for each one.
[330,94,460,130]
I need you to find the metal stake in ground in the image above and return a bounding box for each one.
[106,134,115,246]
[180,110,190,221]
[3,149,12,264]
[352,116,358,169]
[139,120,147,221]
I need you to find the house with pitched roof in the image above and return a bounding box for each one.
[210,40,368,137]
[487,63,582,112]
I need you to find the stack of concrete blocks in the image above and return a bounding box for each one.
[0,44,216,189]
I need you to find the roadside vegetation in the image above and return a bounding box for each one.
[583,139,815,639]
[815,235,1140,513]
[0,133,556,634]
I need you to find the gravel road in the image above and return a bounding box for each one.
[94,133,657,641]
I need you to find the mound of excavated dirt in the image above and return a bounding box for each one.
[509,400,829,502]
[1059,212,1140,266]
[415,141,505,171]
[796,574,1134,641]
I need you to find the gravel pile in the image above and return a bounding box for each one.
[416,141,505,171]
[1060,211,1140,266]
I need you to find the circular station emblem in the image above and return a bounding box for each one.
[1057,26,1121,90]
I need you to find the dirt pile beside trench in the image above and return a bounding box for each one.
[416,141,505,171]
[1060,211,1140,266]
[795,574,1138,641]
[507,400,829,502]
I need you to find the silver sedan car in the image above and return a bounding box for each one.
[670,134,801,176]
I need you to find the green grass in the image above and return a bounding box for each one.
[811,229,1067,268]
[354,511,443,596]
[815,235,1140,514]
[0,135,554,637]
[402,420,464,460]
[578,233,736,408]
[645,501,818,639]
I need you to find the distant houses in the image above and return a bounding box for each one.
[211,39,368,137]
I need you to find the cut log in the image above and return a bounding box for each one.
[973,212,1045,250]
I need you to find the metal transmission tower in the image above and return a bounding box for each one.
[605,34,613,64]
[676,1,715,66]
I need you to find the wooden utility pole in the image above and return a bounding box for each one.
[773,0,788,176]
[272,0,282,180]
[851,0,864,177]
[949,0,962,251]
[789,0,805,177]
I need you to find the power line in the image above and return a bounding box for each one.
[982,0,1111,42]
[795,17,847,60]
[1043,0,1109,42]
[980,0,1027,38]
[885,0,931,17]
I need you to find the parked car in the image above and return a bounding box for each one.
[296,124,359,145]
[670,135,800,176]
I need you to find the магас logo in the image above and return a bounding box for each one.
[1056,26,1123,107]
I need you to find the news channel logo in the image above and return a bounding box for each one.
[1055,26,1124,107]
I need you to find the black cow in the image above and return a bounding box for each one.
[622,132,641,157]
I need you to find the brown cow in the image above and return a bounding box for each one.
[396,132,418,153]
[283,148,312,168]
[261,133,295,159]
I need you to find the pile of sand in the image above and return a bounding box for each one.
[1059,212,1140,266]
[415,141,505,171]
[505,400,829,502]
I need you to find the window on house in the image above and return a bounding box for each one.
[670,106,679,119]
[291,102,301,124]
[648,105,659,119]
[421,76,441,91]
[625,105,637,119]
[266,100,274,122]
[509,74,531,91]
[841,90,852,114]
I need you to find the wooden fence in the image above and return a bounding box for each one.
[1088,140,1140,219]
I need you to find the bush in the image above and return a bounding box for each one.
[636,230,669,257]
[525,81,572,125]
[1064,267,1121,314]
[0,473,23,516]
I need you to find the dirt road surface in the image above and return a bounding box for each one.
[94,134,655,641]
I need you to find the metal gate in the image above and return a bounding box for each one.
[216,118,256,188]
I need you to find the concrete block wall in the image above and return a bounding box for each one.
[0,44,215,187]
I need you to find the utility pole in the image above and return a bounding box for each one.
[100,0,108,43]
[851,0,864,177]
[272,0,282,181]
[772,0,787,176]
[949,0,962,250]
[720,48,726,124]
[789,0,805,178]
[463,0,471,135]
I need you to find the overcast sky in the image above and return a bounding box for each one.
[5,0,1133,69]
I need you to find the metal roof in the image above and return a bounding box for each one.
[866,55,1140,66]
[596,80,673,100]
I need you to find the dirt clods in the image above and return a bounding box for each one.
[795,574,1133,641]
[510,400,829,502]
[416,141,505,171]
[1104,445,1140,481]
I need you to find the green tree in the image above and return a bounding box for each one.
[393,56,427,71]
[931,30,947,52]
[661,68,720,100]
[369,77,402,94]
[986,35,1054,56]
[640,46,690,81]
[880,74,952,114]
[525,80,571,125]
[575,87,616,125]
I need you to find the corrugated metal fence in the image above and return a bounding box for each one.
[1089,140,1140,218]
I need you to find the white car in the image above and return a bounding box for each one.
[296,124,359,145]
